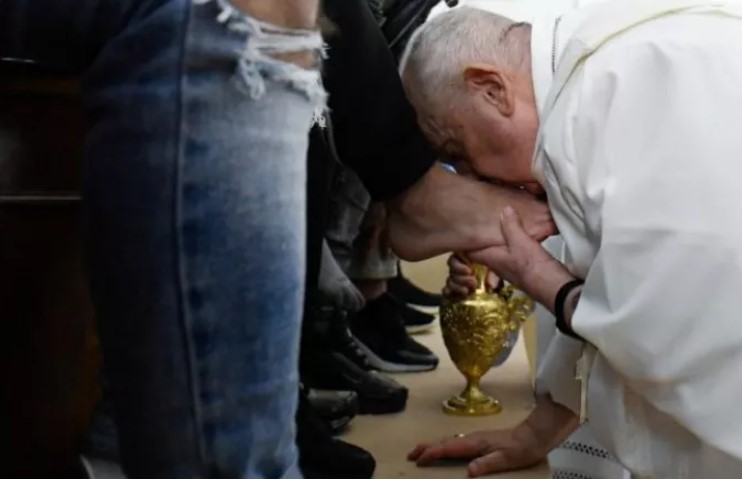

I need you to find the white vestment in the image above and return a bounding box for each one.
[530,0,742,476]
[537,238,629,479]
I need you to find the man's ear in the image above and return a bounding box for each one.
[463,63,515,116]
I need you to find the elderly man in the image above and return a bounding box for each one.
[403,0,742,477]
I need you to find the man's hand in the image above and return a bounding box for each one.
[408,396,578,477]
[408,429,545,478]
[468,206,574,313]
[444,253,500,297]
[387,165,556,261]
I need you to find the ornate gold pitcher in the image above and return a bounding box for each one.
[440,264,533,416]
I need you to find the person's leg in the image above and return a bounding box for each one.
[302,142,408,415]
[322,170,438,371]
[346,201,398,298]
[317,240,365,313]
[324,166,395,301]
[305,125,337,303]
[2,0,324,476]
[335,189,438,335]
[85,3,325,476]
[324,165,372,277]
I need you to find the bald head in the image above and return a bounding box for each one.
[400,6,531,113]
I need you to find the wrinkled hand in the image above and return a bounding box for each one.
[468,206,575,312]
[408,396,579,478]
[408,427,546,478]
[444,253,500,298]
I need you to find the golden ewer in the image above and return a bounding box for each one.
[439,263,533,416]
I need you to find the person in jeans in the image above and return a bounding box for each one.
[2,1,325,476]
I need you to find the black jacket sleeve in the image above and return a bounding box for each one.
[323,0,436,201]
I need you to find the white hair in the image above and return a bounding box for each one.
[399,6,530,109]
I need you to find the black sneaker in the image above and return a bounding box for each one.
[388,270,441,314]
[349,294,439,373]
[390,294,437,334]
[307,388,359,434]
[297,389,376,479]
[325,309,375,371]
[304,306,374,371]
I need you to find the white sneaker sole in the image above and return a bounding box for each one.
[407,304,440,316]
[80,455,126,479]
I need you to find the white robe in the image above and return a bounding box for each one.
[530,0,742,476]
[536,238,629,479]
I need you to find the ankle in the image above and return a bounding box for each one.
[354,279,388,301]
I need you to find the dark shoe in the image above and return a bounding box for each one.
[388,269,442,311]
[325,309,375,371]
[350,294,439,373]
[391,294,437,334]
[301,440,376,479]
[301,349,408,414]
[307,388,359,434]
[297,389,376,479]
[304,306,374,371]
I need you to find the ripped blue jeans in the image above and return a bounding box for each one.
[0,0,324,476]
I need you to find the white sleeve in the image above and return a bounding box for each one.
[534,236,583,413]
[535,327,583,414]
[566,35,742,457]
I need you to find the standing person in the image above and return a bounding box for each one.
[2,0,325,476]
[404,1,742,476]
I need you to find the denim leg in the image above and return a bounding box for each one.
[85,2,324,476]
[3,0,324,476]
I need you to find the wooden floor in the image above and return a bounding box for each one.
[339,259,549,479]
[341,328,549,479]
